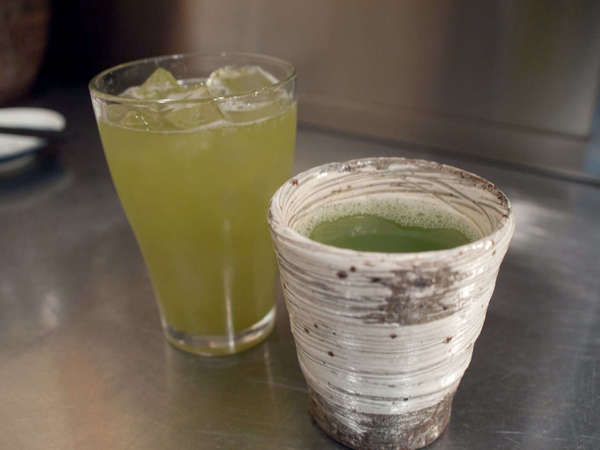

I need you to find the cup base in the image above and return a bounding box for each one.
[162,307,275,356]
[308,388,453,450]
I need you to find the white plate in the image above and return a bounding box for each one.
[0,108,66,131]
[0,108,66,163]
[0,134,46,162]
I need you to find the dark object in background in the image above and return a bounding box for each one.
[36,0,177,87]
[0,0,49,104]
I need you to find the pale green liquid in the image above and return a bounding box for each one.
[309,213,472,253]
[96,63,297,343]
[99,107,296,337]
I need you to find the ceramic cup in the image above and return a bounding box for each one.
[268,158,514,449]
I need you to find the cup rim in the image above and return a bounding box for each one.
[88,51,296,106]
[268,157,515,261]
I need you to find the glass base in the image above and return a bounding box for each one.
[162,307,276,356]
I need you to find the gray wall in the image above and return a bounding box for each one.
[82,0,600,175]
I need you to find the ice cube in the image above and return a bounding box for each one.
[164,101,223,129]
[217,88,291,123]
[120,108,163,130]
[104,102,160,129]
[179,82,211,100]
[122,67,186,100]
[206,65,278,97]
[105,104,128,124]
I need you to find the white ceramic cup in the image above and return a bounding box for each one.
[268,158,514,450]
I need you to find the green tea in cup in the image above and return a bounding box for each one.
[305,198,474,253]
[268,158,514,450]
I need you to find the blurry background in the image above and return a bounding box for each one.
[7,0,600,178]
[2,3,600,449]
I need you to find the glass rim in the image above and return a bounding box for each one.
[268,157,515,260]
[88,51,296,106]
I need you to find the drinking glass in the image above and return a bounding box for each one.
[90,53,297,355]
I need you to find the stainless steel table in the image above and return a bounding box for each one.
[1,86,599,449]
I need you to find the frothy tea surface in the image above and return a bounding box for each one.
[300,198,478,253]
